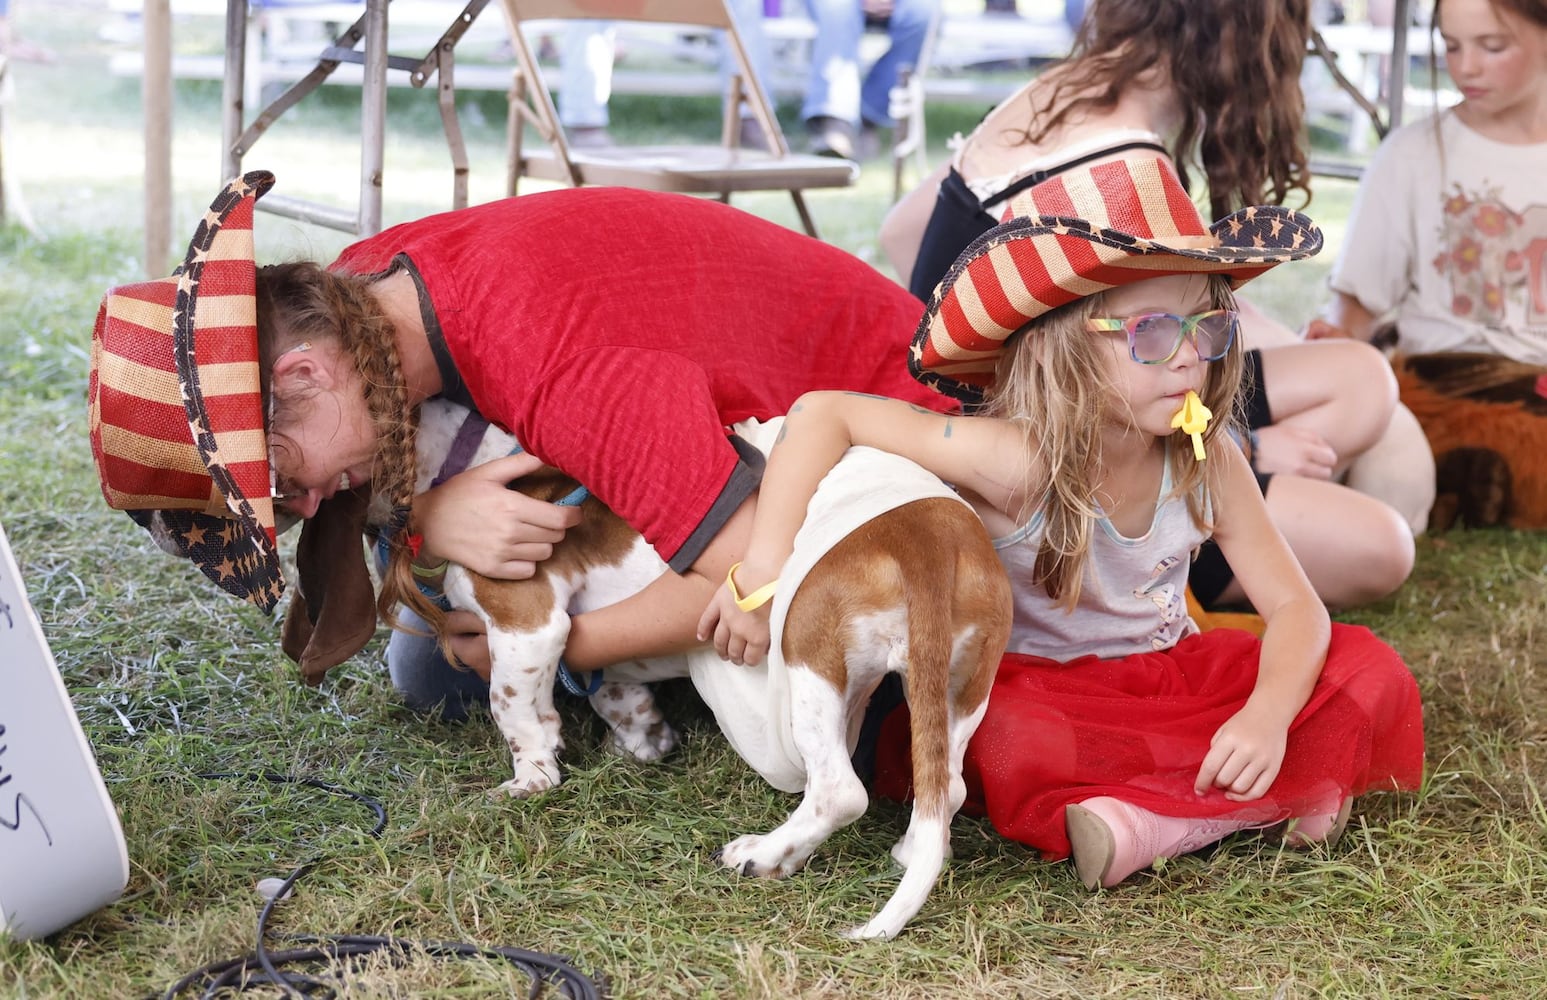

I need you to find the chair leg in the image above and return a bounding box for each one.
[435,48,471,209]
[0,57,7,228]
[791,192,819,239]
[506,73,526,198]
[890,64,926,204]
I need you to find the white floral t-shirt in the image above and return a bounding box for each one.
[1329,109,1547,365]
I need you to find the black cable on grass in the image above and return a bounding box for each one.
[156,771,606,1000]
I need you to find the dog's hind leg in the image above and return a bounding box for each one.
[885,628,995,872]
[718,664,871,879]
[845,499,1010,942]
[588,678,680,762]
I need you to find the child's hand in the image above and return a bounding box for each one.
[696,567,775,666]
[1194,704,1288,801]
[1303,317,1350,340]
[1249,425,1338,479]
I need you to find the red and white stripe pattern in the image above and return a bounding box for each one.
[911,155,1321,403]
[88,171,284,610]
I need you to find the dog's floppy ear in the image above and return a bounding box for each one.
[281,487,380,686]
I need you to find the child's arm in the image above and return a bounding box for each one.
[696,390,1028,665]
[1194,438,1332,800]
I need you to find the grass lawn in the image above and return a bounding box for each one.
[3,2,1546,997]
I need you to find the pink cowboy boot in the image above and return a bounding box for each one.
[1064,796,1269,890]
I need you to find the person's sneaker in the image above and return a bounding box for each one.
[567,126,615,150]
[736,116,771,152]
[806,116,856,159]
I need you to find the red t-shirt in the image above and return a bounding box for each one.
[333,188,954,569]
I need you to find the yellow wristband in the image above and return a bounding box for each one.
[410,559,450,579]
[726,562,777,612]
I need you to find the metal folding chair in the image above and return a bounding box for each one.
[499,0,857,238]
[219,0,495,235]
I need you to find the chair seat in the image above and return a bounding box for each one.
[518,145,858,193]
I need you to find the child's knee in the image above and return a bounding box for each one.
[1342,504,1416,606]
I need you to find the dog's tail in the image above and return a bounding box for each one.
[848,499,1009,941]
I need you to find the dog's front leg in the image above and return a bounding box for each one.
[486,605,570,798]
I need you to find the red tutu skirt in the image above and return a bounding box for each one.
[871,623,1425,859]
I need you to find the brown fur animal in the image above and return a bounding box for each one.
[410,402,1014,940]
[1395,352,1547,531]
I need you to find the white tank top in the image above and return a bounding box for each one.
[994,460,1209,660]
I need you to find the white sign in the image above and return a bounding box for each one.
[0,522,128,941]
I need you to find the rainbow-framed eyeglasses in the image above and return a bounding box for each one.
[1085,309,1239,365]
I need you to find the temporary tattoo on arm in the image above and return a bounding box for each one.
[943,417,954,438]
[840,391,889,400]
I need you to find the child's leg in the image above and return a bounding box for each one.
[1279,795,1353,848]
[1066,789,1357,890]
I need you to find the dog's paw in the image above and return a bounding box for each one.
[842,918,902,942]
[604,719,680,762]
[497,755,563,798]
[718,833,810,879]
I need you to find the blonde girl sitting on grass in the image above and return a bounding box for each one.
[699,154,1425,889]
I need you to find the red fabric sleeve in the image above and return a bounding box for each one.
[509,346,745,567]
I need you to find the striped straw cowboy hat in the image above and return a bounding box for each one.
[87,171,286,612]
[910,154,1323,403]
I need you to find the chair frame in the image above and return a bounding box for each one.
[219,0,494,236]
[498,0,857,238]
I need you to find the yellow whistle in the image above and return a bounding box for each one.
[1170,390,1212,461]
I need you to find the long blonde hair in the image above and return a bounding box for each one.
[980,274,1244,609]
[255,261,446,641]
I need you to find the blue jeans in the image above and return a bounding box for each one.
[558,22,616,129]
[387,611,490,722]
[799,0,938,128]
[556,1,774,130]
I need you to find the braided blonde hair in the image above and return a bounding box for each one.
[980,275,1244,609]
[255,262,449,645]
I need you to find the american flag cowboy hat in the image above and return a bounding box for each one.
[87,171,286,612]
[910,154,1323,403]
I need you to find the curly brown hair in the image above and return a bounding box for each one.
[254,261,446,642]
[1021,0,1313,220]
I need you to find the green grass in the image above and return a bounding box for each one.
[4,2,1547,997]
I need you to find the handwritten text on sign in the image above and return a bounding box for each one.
[1,587,57,847]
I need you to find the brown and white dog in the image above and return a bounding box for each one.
[413,399,1012,940]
